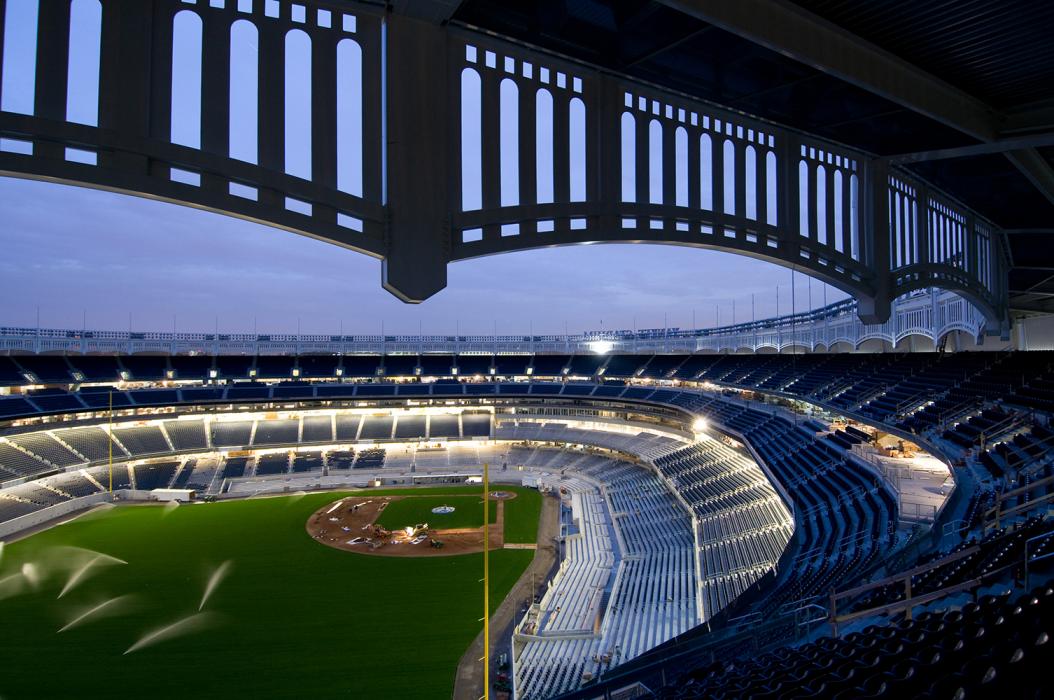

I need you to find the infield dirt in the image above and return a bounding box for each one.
[305,492,516,557]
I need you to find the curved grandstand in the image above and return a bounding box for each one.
[5,338,1048,697]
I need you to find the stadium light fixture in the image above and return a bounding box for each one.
[693,418,708,433]
[588,340,614,355]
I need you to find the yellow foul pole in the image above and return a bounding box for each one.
[481,462,490,700]
[108,390,113,493]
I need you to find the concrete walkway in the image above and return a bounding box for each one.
[452,493,562,700]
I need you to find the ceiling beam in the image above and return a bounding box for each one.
[390,0,464,24]
[623,25,712,68]
[1011,290,1054,299]
[884,133,1054,165]
[1002,100,1054,135]
[657,0,1054,206]
[1004,149,1054,207]
[657,0,1000,140]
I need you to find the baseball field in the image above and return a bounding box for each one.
[0,485,542,699]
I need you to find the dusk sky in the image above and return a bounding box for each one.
[0,176,847,336]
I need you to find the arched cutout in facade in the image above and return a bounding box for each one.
[675,127,688,208]
[171,10,203,149]
[620,112,635,203]
[893,192,903,267]
[569,97,586,202]
[744,145,757,221]
[649,119,663,205]
[722,139,735,215]
[499,78,519,207]
[833,170,844,253]
[229,19,258,164]
[66,0,101,127]
[536,89,554,204]
[766,151,777,226]
[336,37,362,196]
[284,29,312,179]
[1,0,39,115]
[460,67,482,211]
[700,134,712,211]
[815,165,827,245]
[850,174,860,260]
[798,160,809,237]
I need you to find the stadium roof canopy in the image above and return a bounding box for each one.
[422,0,1054,313]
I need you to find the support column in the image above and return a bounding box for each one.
[98,1,153,174]
[857,158,892,324]
[33,0,71,161]
[381,14,449,302]
[596,75,623,235]
[257,17,285,210]
[201,13,231,194]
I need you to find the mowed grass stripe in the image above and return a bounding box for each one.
[0,488,536,699]
[503,488,542,543]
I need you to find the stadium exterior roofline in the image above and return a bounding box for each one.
[0,288,992,355]
[0,0,1013,332]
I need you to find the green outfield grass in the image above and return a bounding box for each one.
[0,486,540,699]
[502,488,543,544]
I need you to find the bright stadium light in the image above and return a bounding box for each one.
[588,340,614,355]
[693,418,708,433]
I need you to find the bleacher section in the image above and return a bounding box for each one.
[848,517,1054,615]
[462,413,491,437]
[164,420,207,451]
[655,566,1054,699]
[252,419,299,446]
[302,415,334,443]
[0,441,52,480]
[211,421,253,448]
[0,353,1051,438]
[255,453,290,475]
[112,425,169,456]
[354,448,385,469]
[220,457,249,480]
[327,450,356,469]
[171,460,195,489]
[292,453,323,472]
[86,464,131,490]
[0,492,44,521]
[6,432,84,468]
[496,421,685,462]
[360,416,394,440]
[47,470,104,498]
[55,427,127,463]
[394,415,427,440]
[666,392,898,620]
[516,454,697,699]
[429,414,460,438]
[132,462,179,491]
[655,440,794,619]
[335,414,362,441]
